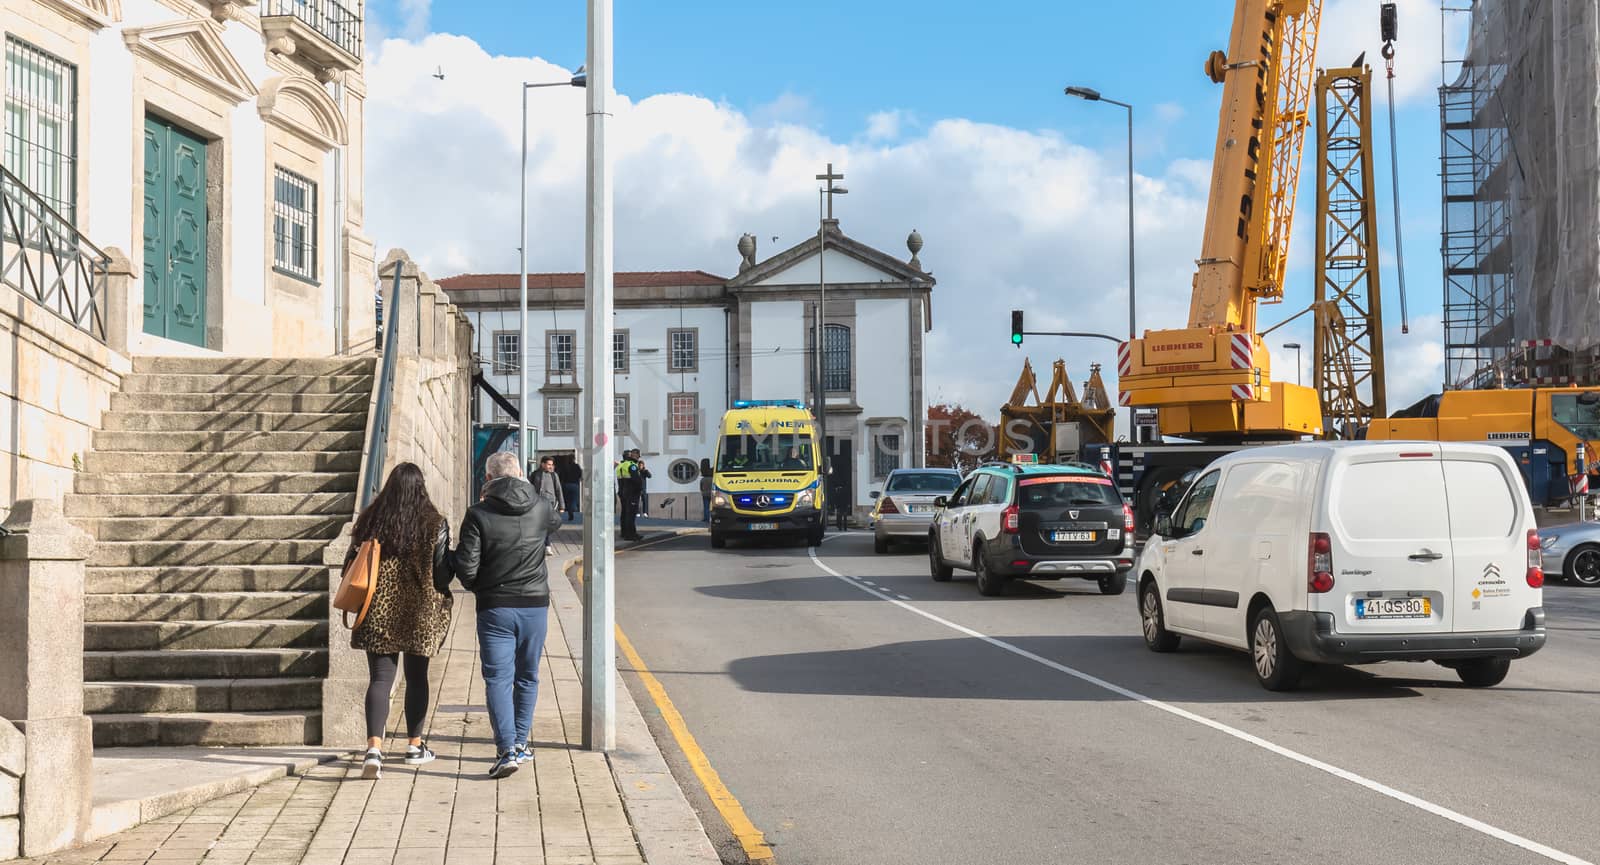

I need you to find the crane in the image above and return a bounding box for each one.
[1115,0,1325,440]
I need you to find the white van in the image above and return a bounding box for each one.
[1136,442,1547,690]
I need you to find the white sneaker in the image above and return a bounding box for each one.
[361,748,383,780]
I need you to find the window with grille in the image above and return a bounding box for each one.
[613,330,629,373]
[614,394,630,438]
[669,459,698,484]
[546,396,576,434]
[874,433,902,479]
[492,331,520,374]
[669,328,697,371]
[493,396,519,425]
[822,324,852,392]
[547,331,575,378]
[669,393,698,435]
[4,37,78,222]
[273,167,317,281]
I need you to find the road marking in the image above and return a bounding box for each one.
[577,560,775,863]
[807,548,1594,865]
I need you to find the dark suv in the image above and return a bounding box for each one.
[927,463,1136,596]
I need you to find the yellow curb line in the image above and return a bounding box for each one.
[575,557,775,863]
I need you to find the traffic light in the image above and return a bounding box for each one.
[1010,310,1024,346]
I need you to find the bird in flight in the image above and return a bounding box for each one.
[433,66,445,81]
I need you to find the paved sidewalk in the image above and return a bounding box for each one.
[22,530,649,865]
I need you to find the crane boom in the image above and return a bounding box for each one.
[1118,0,1325,440]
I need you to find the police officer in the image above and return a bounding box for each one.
[616,449,642,541]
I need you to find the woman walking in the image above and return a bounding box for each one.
[346,462,455,780]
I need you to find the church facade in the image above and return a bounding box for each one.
[438,221,935,519]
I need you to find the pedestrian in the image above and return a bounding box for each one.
[699,457,714,522]
[346,462,454,781]
[637,456,652,517]
[617,450,642,541]
[451,450,564,779]
[530,455,565,555]
[558,458,582,521]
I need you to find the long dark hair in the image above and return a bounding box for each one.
[352,462,443,558]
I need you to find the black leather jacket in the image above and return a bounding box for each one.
[452,476,564,609]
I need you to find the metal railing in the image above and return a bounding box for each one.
[260,0,363,60]
[0,163,108,342]
[360,266,403,508]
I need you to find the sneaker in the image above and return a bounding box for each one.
[489,751,520,779]
[360,748,383,780]
[404,741,435,766]
[514,743,533,765]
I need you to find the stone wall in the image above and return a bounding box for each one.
[0,719,19,860]
[0,254,133,520]
[320,250,474,746]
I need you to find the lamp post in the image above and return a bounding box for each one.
[815,165,846,523]
[1282,342,1303,386]
[1064,85,1136,440]
[518,67,586,471]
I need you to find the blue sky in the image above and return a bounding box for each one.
[362,0,1462,411]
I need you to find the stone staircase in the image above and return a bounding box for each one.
[68,356,374,747]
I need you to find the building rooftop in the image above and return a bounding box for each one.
[437,271,728,291]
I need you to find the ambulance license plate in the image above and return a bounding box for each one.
[747,523,779,532]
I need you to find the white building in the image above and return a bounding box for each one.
[439,221,935,518]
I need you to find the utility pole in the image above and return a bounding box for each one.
[580,0,616,752]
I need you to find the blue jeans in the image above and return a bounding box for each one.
[561,482,579,519]
[475,606,550,755]
[702,494,711,522]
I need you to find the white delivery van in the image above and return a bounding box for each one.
[1136,442,1547,690]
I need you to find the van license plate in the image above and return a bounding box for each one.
[747,523,779,532]
[1051,531,1095,543]
[1355,598,1431,619]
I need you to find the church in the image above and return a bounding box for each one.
[438,216,935,520]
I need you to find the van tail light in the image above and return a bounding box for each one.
[878,497,899,515]
[1002,504,1020,534]
[1123,504,1135,533]
[1308,532,1335,594]
[1527,529,1544,588]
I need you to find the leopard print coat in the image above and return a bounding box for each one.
[348,518,454,656]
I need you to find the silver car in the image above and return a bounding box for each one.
[871,468,963,553]
[1541,520,1600,587]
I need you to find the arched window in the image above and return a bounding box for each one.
[822,324,851,393]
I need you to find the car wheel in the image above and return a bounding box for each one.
[1455,656,1511,688]
[974,545,1006,597]
[874,534,889,554]
[1249,607,1304,691]
[1098,572,1128,595]
[1139,581,1181,653]
[710,532,727,550]
[1563,544,1600,587]
[928,534,953,581]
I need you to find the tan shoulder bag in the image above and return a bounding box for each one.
[333,538,381,629]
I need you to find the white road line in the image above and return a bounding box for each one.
[807,548,1593,865]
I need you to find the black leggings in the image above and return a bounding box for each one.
[365,652,431,740]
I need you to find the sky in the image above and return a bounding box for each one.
[359,0,1467,419]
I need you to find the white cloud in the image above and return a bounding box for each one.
[864,110,906,142]
[397,0,431,40]
[1317,0,1465,106]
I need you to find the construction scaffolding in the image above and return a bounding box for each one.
[1440,0,1600,389]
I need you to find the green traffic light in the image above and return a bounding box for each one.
[1011,333,1023,345]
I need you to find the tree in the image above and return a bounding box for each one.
[926,403,998,472]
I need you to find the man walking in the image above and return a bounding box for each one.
[557,458,582,521]
[616,449,642,541]
[452,451,563,778]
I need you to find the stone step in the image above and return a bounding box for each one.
[84,678,321,714]
[92,429,364,454]
[68,491,356,518]
[84,592,326,623]
[133,356,374,376]
[121,374,370,395]
[84,648,328,681]
[85,619,326,651]
[89,539,331,568]
[112,391,369,414]
[102,411,367,433]
[75,471,358,496]
[90,711,321,748]
[81,514,346,542]
[84,450,361,475]
[85,565,329,594]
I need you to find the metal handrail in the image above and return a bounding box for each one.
[360,266,403,508]
[0,164,109,342]
[259,0,363,59]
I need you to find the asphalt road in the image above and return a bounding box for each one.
[611,530,1600,865]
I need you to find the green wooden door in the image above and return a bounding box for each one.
[142,116,208,347]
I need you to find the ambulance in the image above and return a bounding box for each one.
[709,400,826,548]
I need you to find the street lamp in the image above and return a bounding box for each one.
[1064,85,1136,440]
[815,165,846,522]
[1282,342,1303,386]
[518,67,587,470]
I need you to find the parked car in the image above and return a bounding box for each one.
[928,462,1135,596]
[871,468,963,553]
[1540,520,1600,587]
[1137,442,1547,691]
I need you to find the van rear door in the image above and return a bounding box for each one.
[1324,446,1454,634]
[1441,450,1535,633]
